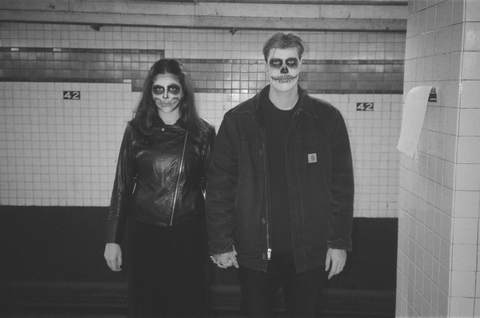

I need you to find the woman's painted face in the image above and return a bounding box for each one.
[266,47,301,93]
[152,73,183,115]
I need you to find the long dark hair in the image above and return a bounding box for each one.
[131,58,208,142]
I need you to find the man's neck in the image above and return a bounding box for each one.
[268,85,299,110]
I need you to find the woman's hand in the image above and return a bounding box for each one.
[210,248,239,269]
[104,243,122,271]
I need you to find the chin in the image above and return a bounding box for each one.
[270,80,297,92]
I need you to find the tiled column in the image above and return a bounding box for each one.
[396,0,480,317]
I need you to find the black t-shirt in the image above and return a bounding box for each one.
[262,94,299,252]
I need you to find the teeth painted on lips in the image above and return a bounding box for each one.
[271,75,298,83]
[155,98,179,105]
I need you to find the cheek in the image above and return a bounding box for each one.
[289,66,299,74]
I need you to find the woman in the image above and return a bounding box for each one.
[104,58,215,317]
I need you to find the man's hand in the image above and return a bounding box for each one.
[210,249,239,269]
[325,248,346,279]
[104,243,122,272]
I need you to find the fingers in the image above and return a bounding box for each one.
[231,256,239,268]
[328,262,343,279]
[210,251,238,269]
[104,243,122,272]
[326,249,346,279]
[105,255,122,271]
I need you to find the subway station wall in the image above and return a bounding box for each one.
[0,23,405,218]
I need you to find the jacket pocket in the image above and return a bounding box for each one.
[297,134,324,167]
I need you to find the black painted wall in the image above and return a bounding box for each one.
[0,206,397,314]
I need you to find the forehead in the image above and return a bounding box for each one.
[267,47,300,61]
[153,73,181,86]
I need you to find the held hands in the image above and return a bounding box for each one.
[104,243,122,272]
[325,248,346,279]
[210,248,239,269]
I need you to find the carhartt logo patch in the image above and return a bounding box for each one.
[308,153,317,163]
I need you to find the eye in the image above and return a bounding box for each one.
[269,59,282,68]
[285,58,298,68]
[152,85,164,95]
[168,85,181,95]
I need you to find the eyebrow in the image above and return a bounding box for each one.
[270,57,298,61]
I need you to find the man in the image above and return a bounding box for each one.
[206,32,354,317]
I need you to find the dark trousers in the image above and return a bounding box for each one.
[126,218,209,318]
[237,251,325,318]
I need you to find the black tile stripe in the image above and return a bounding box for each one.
[0,47,404,94]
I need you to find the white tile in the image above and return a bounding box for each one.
[457,137,480,163]
[437,289,449,317]
[450,297,475,318]
[439,264,450,294]
[462,52,480,81]
[452,0,466,24]
[475,298,480,318]
[453,217,478,245]
[466,0,480,22]
[453,190,480,217]
[451,270,476,297]
[455,163,480,191]
[444,135,457,163]
[459,109,480,135]
[440,237,451,268]
[465,22,480,51]
[452,244,477,271]
[461,81,480,109]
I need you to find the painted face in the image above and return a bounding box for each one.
[152,73,183,117]
[266,47,301,93]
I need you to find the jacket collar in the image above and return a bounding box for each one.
[234,85,317,118]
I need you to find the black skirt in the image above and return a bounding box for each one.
[126,217,210,317]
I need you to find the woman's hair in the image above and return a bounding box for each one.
[262,32,305,62]
[131,58,208,142]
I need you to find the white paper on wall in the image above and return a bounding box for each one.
[397,86,434,161]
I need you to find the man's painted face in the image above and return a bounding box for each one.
[266,47,301,92]
[152,73,183,115]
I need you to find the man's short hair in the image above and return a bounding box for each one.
[262,32,305,62]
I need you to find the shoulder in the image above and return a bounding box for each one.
[200,118,216,133]
[305,94,343,119]
[199,118,216,142]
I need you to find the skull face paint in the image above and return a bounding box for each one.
[152,73,183,120]
[266,47,301,93]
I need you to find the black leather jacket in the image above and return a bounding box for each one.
[206,85,354,273]
[107,119,215,244]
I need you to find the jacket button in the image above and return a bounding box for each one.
[261,218,266,225]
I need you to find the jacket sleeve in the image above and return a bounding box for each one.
[205,114,238,255]
[106,124,137,244]
[327,110,354,251]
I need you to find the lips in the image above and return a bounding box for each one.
[155,98,180,105]
[271,75,298,83]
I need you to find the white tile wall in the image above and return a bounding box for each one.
[0,23,404,219]
[398,0,480,317]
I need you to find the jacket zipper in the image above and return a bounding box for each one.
[253,114,271,261]
[170,131,188,226]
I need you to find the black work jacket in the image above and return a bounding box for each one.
[205,85,354,273]
[107,119,215,244]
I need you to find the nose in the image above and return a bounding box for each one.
[280,66,289,74]
[162,91,169,99]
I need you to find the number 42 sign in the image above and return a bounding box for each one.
[63,91,81,100]
[356,102,373,111]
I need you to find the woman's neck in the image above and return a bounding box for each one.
[158,111,180,125]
